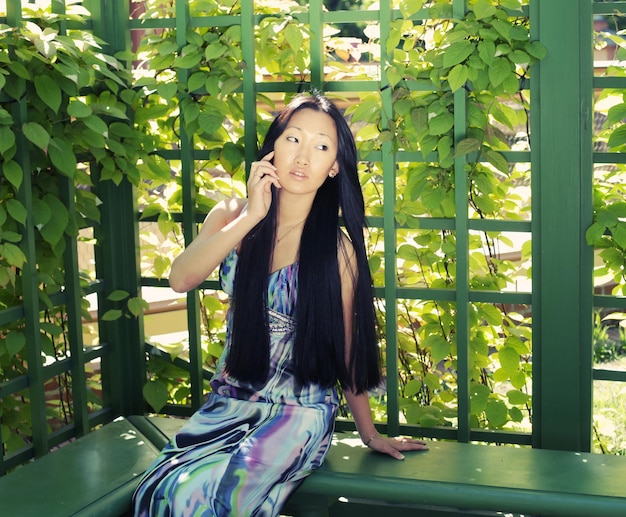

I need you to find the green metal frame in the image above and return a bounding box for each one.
[2,0,626,475]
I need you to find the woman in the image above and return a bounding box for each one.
[133,93,427,517]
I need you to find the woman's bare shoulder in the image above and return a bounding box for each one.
[206,197,247,224]
[223,197,248,219]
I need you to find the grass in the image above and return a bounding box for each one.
[593,356,626,455]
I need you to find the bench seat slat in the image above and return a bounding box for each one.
[0,418,160,517]
[290,435,626,516]
[3,415,626,517]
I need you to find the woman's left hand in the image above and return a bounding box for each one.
[363,432,428,460]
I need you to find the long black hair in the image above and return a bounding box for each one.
[226,93,380,394]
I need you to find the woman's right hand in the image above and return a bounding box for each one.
[246,151,281,220]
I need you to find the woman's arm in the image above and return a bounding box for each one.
[339,237,428,460]
[169,197,254,292]
[169,153,280,293]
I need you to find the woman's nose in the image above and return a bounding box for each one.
[295,151,309,166]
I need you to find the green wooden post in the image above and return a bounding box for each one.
[59,177,90,436]
[12,100,49,457]
[309,0,324,91]
[90,0,146,416]
[241,0,257,171]
[532,0,594,451]
[175,0,204,411]
[452,0,470,444]
[379,0,400,438]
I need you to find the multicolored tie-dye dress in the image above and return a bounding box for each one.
[133,249,339,517]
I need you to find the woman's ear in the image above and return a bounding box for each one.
[329,163,339,178]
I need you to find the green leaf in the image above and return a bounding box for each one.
[404,378,423,397]
[82,114,109,136]
[22,122,50,151]
[5,331,26,357]
[586,222,606,245]
[424,372,441,391]
[67,100,92,118]
[6,199,27,225]
[197,110,224,135]
[220,142,244,174]
[2,160,23,189]
[128,296,149,317]
[34,75,62,113]
[0,125,16,155]
[32,197,52,227]
[509,50,530,65]
[448,63,468,92]
[492,19,512,42]
[472,0,497,20]
[500,0,522,10]
[49,137,77,177]
[204,42,227,61]
[607,125,626,149]
[510,370,526,389]
[484,149,509,174]
[182,100,200,125]
[477,40,495,66]
[470,382,491,415]
[101,309,123,321]
[488,57,511,87]
[509,407,524,422]
[400,0,425,18]
[174,50,202,69]
[418,413,441,427]
[455,138,481,157]
[499,346,520,375]
[526,40,547,60]
[107,290,130,301]
[485,399,508,427]
[612,223,626,249]
[0,230,21,243]
[0,243,26,268]
[428,112,454,135]
[156,82,177,100]
[356,124,379,141]
[443,40,475,68]
[187,71,207,93]
[507,389,529,405]
[40,193,69,246]
[607,103,626,126]
[143,379,169,413]
[423,334,451,364]
[284,24,304,52]
[480,304,503,326]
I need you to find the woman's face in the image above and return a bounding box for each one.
[272,108,339,196]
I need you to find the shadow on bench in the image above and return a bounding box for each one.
[2,415,626,516]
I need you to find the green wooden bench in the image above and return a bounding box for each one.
[0,417,159,517]
[2,415,626,516]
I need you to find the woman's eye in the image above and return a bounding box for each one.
[286,136,298,143]
[318,144,328,151]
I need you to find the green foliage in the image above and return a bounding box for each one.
[587,28,626,296]
[132,0,541,434]
[3,0,624,447]
[0,4,159,451]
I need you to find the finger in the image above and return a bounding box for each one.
[249,160,278,182]
[261,151,275,162]
[386,446,405,460]
[395,440,429,451]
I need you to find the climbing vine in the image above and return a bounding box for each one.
[2,0,625,453]
[0,3,163,451]
[131,0,545,432]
